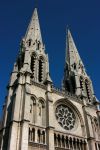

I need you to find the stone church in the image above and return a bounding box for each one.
[0,7,100,150]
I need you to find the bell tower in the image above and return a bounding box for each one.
[17,8,49,83]
[63,29,95,104]
[0,5,100,150]
[0,8,50,150]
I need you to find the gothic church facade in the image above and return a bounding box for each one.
[0,7,100,150]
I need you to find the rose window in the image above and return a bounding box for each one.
[55,104,76,130]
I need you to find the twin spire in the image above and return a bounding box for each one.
[24,7,86,78]
[20,7,94,101]
[24,8,85,75]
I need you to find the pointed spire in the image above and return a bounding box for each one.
[25,8,42,43]
[63,29,95,98]
[66,29,87,76]
[66,29,81,65]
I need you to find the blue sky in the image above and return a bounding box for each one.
[0,0,100,114]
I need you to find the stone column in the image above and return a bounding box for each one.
[35,128,38,143]
[46,127,54,150]
[64,137,66,149]
[87,138,95,150]
[45,131,46,144]
[68,138,70,149]
[72,139,74,150]
[7,122,19,150]
[82,99,94,150]
[20,121,29,150]
[45,73,55,150]
[20,72,31,150]
[56,136,58,147]
[96,143,99,150]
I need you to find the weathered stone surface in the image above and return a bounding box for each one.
[0,7,100,150]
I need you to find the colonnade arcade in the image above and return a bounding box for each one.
[54,132,87,150]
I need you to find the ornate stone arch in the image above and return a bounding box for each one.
[31,51,38,57]
[38,55,46,62]
[31,95,37,104]
[54,98,84,125]
[54,98,85,135]
[38,97,45,108]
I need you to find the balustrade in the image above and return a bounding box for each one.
[54,132,87,150]
[28,125,46,145]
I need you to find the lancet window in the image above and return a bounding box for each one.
[85,79,92,102]
[70,75,76,94]
[38,57,44,82]
[80,76,84,91]
[28,39,32,47]
[29,128,35,142]
[38,99,45,126]
[31,53,37,78]
[30,96,36,123]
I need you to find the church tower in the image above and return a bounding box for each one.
[63,29,94,103]
[0,7,100,150]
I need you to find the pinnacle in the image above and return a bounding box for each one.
[66,28,87,76]
[25,8,42,43]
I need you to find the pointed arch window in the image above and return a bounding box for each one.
[21,51,25,68]
[31,53,37,78]
[54,133,57,146]
[38,99,46,126]
[58,134,61,147]
[65,80,70,92]
[30,96,37,123]
[38,129,41,143]
[37,41,41,50]
[85,79,92,102]
[62,135,65,148]
[28,128,35,142]
[80,76,84,91]
[42,131,45,144]
[38,57,44,82]
[70,75,76,94]
[28,39,32,47]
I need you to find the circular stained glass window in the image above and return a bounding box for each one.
[55,104,76,130]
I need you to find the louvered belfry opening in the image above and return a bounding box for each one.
[85,79,92,102]
[80,76,84,91]
[31,53,37,78]
[38,57,44,82]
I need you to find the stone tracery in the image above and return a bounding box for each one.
[55,104,76,130]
